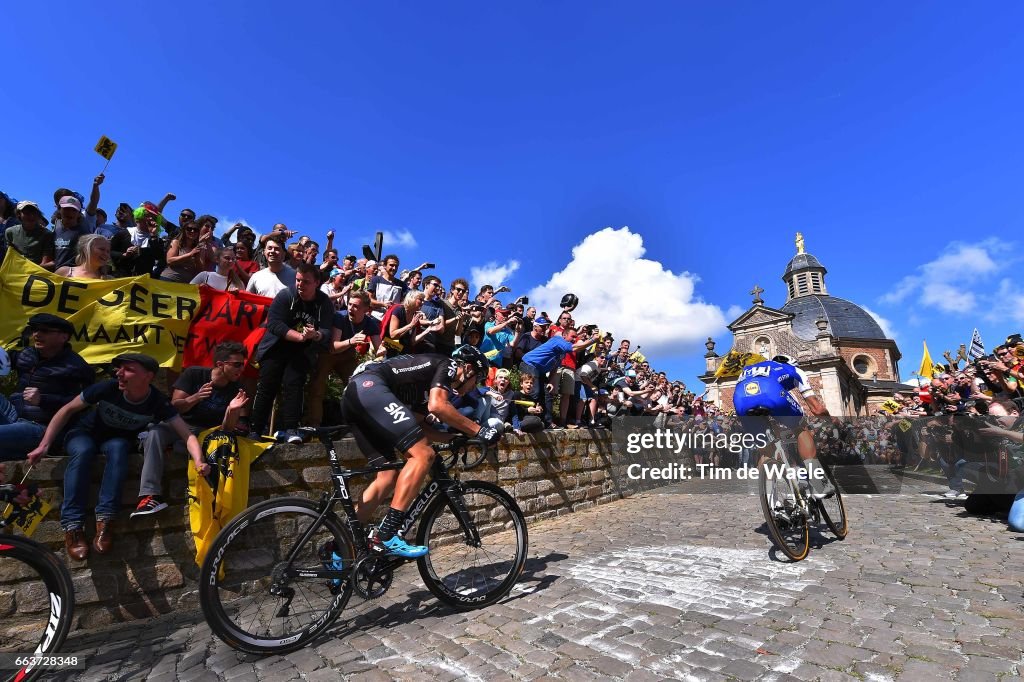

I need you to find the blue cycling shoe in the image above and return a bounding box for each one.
[375,535,429,558]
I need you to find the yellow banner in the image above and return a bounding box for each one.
[0,251,200,368]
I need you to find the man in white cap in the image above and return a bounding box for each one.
[52,175,103,270]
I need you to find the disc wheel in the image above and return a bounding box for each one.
[758,463,810,561]
[816,461,848,539]
[199,497,356,655]
[415,481,528,609]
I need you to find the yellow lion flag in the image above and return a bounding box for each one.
[713,351,768,379]
[188,430,273,569]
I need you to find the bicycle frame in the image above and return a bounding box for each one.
[277,429,482,583]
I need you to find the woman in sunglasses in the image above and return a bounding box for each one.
[161,221,210,282]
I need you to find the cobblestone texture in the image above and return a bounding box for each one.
[51,469,1024,681]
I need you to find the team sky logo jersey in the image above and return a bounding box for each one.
[733,360,813,417]
[365,354,458,411]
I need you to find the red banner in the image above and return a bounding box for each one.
[182,286,271,376]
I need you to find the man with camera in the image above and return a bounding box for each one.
[486,303,526,370]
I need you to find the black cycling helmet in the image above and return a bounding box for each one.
[772,354,797,366]
[452,344,489,382]
[560,293,579,311]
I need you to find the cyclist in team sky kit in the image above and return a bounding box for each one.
[733,355,835,499]
[341,345,502,558]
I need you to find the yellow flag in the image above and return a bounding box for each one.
[94,135,117,160]
[918,341,934,379]
[713,350,767,379]
[880,399,902,414]
[188,430,273,570]
[629,350,646,364]
[1,493,53,538]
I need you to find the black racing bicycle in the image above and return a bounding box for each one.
[199,426,528,655]
[756,423,848,561]
[0,484,76,682]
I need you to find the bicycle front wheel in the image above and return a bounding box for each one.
[0,534,75,682]
[199,497,356,655]
[816,461,848,539]
[415,481,528,610]
[758,464,810,561]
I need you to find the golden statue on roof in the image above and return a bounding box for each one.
[795,232,805,255]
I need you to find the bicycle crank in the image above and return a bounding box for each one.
[352,555,395,600]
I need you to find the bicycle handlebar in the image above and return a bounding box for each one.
[435,435,490,470]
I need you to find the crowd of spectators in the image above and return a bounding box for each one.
[0,179,701,560]
[4,178,1019,561]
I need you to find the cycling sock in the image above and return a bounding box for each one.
[378,507,406,541]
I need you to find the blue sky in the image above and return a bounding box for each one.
[4,2,1023,384]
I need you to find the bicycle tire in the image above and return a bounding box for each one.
[816,461,848,539]
[200,497,356,655]
[758,463,810,561]
[0,534,75,682]
[415,481,527,610]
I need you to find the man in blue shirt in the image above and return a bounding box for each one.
[520,329,592,428]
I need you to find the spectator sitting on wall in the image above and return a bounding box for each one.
[304,290,382,427]
[134,342,249,517]
[248,262,333,442]
[27,353,211,561]
[55,234,111,280]
[5,200,55,268]
[191,246,246,291]
[0,314,93,463]
[509,372,545,434]
[246,236,296,298]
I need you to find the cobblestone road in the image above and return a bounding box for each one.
[57,468,1024,681]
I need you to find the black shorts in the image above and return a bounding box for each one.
[341,372,425,467]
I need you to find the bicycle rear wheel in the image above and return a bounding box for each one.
[758,463,810,561]
[816,461,848,539]
[415,481,527,609]
[0,534,75,682]
[199,497,356,655]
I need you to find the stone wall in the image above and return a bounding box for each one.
[1,429,677,630]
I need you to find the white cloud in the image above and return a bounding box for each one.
[990,279,1024,324]
[380,229,418,250]
[471,260,521,293]
[725,305,745,321]
[860,305,898,342]
[879,238,1014,315]
[525,227,728,357]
